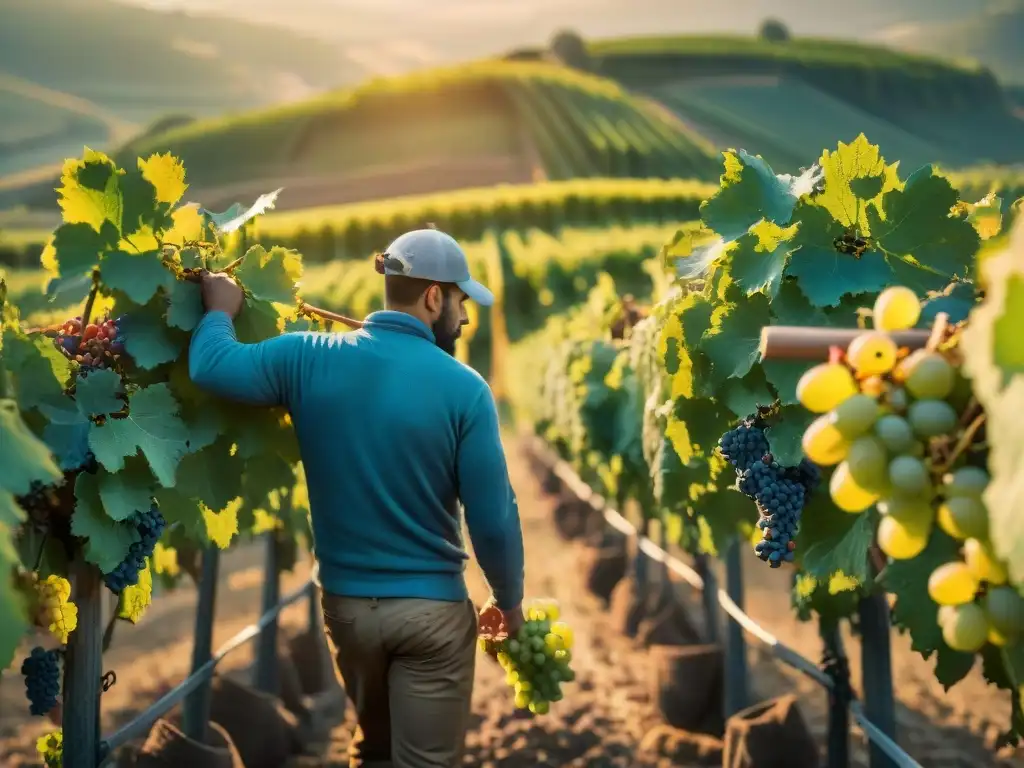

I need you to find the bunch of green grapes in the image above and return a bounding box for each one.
[797,286,1023,652]
[479,599,576,715]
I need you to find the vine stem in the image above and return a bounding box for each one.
[297,301,363,330]
[34,533,49,572]
[79,269,102,333]
[936,412,986,474]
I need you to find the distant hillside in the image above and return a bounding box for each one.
[0,0,365,178]
[521,33,1023,172]
[1,61,720,213]
[873,1,1024,85]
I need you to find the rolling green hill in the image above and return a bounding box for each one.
[542,34,1024,172]
[6,61,720,213]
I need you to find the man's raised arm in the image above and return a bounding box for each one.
[457,385,525,614]
[188,272,301,406]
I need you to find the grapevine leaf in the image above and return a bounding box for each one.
[56,149,123,233]
[884,254,954,297]
[164,204,204,246]
[139,153,188,206]
[654,435,707,509]
[718,366,773,418]
[203,502,239,549]
[763,360,806,406]
[43,419,92,471]
[700,292,771,383]
[234,245,302,305]
[763,404,813,465]
[795,485,861,562]
[44,272,94,311]
[120,308,184,370]
[791,571,863,625]
[770,280,828,325]
[222,405,298,461]
[786,201,894,307]
[74,368,124,416]
[675,293,714,351]
[800,506,874,585]
[729,221,796,298]
[0,399,63,496]
[670,397,734,461]
[72,473,139,573]
[98,460,155,522]
[88,384,191,487]
[815,134,899,231]
[100,250,173,306]
[920,282,976,325]
[1,329,74,419]
[868,166,979,278]
[699,150,806,240]
[119,167,173,239]
[675,236,728,280]
[202,188,281,234]
[166,280,204,331]
[694,487,752,553]
[883,529,975,687]
[960,226,1024,581]
[152,487,205,540]
[51,221,119,277]
[0,531,28,670]
[173,439,243,512]
[117,558,153,624]
[235,297,282,343]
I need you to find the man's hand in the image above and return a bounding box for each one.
[478,597,524,641]
[200,270,244,318]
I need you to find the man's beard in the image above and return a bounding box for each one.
[432,317,460,356]
[431,294,460,355]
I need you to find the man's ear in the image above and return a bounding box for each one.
[423,283,444,315]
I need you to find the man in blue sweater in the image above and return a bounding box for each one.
[189,229,526,768]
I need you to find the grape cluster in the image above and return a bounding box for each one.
[479,600,576,715]
[719,419,819,568]
[103,504,166,594]
[718,420,769,471]
[53,315,125,371]
[796,285,1023,653]
[17,481,64,534]
[21,647,61,716]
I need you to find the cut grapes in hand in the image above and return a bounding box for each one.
[478,598,576,715]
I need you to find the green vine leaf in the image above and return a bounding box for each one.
[72,473,140,574]
[700,291,771,383]
[868,165,979,278]
[786,201,894,307]
[88,384,192,487]
[0,400,63,496]
[100,250,173,306]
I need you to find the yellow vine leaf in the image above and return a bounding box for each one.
[39,575,78,644]
[203,502,239,549]
[139,153,188,206]
[57,148,121,232]
[164,204,204,246]
[252,509,281,534]
[118,560,152,624]
[151,543,180,577]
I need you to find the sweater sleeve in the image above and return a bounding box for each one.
[457,386,525,610]
[188,311,303,406]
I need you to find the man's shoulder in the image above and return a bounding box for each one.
[433,350,489,390]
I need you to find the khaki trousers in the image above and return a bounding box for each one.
[321,594,478,768]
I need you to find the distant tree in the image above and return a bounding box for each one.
[759,19,791,43]
[550,30,592,71]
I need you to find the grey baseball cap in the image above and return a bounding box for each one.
[380,229,494,306]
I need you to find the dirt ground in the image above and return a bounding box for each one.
[2,436,1022,767]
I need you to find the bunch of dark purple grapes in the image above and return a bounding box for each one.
[718,417,821,569]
